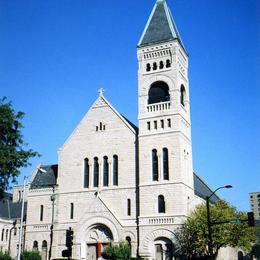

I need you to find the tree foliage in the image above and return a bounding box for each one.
[21,250,41,260]
[0,97,39,198]
[175,200,257,259]
[0,251,12,260]
[102,241,131,260]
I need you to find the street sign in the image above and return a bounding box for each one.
[229,219,241,224]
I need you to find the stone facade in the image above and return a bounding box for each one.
[6,1,234,260]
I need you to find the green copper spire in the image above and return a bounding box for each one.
[138,0,186,53]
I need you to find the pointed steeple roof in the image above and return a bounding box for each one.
[138,0,186,53]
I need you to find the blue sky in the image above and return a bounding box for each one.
[0,0,259,211]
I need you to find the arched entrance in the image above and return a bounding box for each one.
[86,224,113,260]
[154,237,173,260]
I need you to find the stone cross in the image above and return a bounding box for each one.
[98,88,105,96]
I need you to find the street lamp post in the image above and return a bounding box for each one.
[206,185,232,259]
[17,177,27,260]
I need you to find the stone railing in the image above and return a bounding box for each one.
[33,224,50,231]
[147,101,171,112]
[140,216,175,226]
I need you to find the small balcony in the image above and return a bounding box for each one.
[147,101,171,112]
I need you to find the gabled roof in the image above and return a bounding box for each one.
[91,92,138,135]
[30,164,58,189]
[138,0,187,54]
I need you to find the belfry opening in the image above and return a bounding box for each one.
[148,81,170,104]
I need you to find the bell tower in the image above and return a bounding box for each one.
[137,0,194,243]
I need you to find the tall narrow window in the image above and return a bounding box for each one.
[163,148,169,180]
[103,156,109,186]
[6,229,8,241]
[146,63,151,72]
[166,59,171,68]
[167,119,171,128]
[126,236,131,252]
[127,199,131,216]
[40,205,44,221]
[159,61,164,69]
[152,149,159,181]
[113,155,118,186]
[70,203,74,219]
[154,121,157,130]
[42,241,47,260]
[158,195,165,213]
[84,158,89,188]
[180,85,186,106]
[33,241,38,251]
[1,229,4,241]
[161,120,164,129]
[93,157,99,187]
[147,121,151,130]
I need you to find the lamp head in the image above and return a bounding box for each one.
[224,185,232,189]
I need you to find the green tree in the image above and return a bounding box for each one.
[0,251,12,260]
[175,200,257,259]
[102,241,131,260]
[0,97,39,198]
[21,250,41,260]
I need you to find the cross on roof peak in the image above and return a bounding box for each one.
[98,88,105,97]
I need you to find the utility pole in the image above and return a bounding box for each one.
[49,185,56,260]
[17,177,27,260]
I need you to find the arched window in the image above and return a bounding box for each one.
[180,85,186,106]
[33,241,38,251]
[153,62,157,70]
[146,63,151,72]
[93,157,99,187]
[42,240,47,249]
[126,236,131,253]
[42,241,47,260]
[1,229,4,241]
[127,199,131,216]
[70,203,74,219]
[159,61,164,69]
[166,59,171,68]
[158,195,165,213]
[84,158,89,188]
[152,149,158,181]
[40,205,44,221]
[163,148,169,180]
[148,81,170,104]
[103,156,109,187]
[18,191,21,202]
[113,155,118,186]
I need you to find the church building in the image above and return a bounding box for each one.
[22,0,217,259]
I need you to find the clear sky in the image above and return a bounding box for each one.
[0,0,259,212]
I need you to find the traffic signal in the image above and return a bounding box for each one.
[66,228,74,248]
[247,212,255,227]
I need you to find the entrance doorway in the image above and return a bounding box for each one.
[86,225,113,260]
[154,237,173,260]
